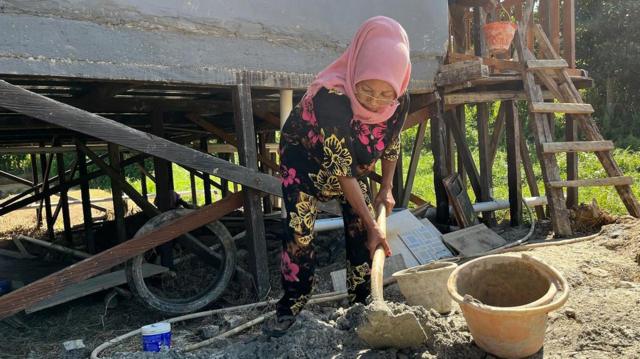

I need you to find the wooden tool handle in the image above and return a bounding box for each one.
[370,204,387,303]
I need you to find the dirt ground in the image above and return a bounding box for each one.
[1,215,640,359]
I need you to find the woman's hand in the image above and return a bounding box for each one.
[365,222,392,259]
[373,185,395,217]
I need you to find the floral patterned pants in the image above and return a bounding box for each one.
[276,181,374,317]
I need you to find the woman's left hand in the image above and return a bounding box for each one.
[373,185,395,216]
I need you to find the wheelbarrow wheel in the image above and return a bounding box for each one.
[125,209,236,314]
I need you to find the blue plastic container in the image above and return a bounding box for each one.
[141,322,171,352]
[0,279,11,295]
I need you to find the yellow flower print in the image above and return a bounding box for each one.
[309,170,341,197]
[290,294,311,315]
[323,134,352,176]
[288,192,317,235]
[382,138,401,161]
[295,234,314,246]
[347,262,370,292]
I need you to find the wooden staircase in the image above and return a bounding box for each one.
[514,23,640,236]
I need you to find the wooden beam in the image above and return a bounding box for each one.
[456,106,467,185]
[0,170,33,187]
[505,101,522,226]
[233,83,270,299]
[0,192,244,320]
[0,80,281,196]
[39,150,55,240]
[199,138,213,205]
[488,102,507,169]
[531,102,594,115]
[401,120,428,208]
[542,141,613,153]
[30,153,42,226]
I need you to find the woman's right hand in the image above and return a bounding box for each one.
[365,222,392,260]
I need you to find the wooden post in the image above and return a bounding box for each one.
[258,133,273,213]
[456,106,466,185]
[140,161,148,200]
[220,153,231,197]
[401,120,428,208]
[477,103,494,223]
[431,101,449,223]
[519,118,546,220]
[473,7,488,57]
[233,81,269,298]
[565,113,578,209]
[151,111,175,267]
[549,0,561,54]
[505,101,523,226]
[448,109,483,200]
[562,0,576,68]
[40,149,55,240]
[77,141,95,253]
[392,148,404,207]
[200,137,212,204]
[445,112,455,175]
[54,140,72,242]
[108,143,127,243]
[30,153,42,227]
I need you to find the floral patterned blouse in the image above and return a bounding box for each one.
[279,87,409,200]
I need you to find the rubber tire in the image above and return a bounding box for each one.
[125,209,236,314]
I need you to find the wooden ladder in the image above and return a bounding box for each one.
[514,23,640,236]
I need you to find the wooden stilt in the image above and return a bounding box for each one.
[233,82,269,298]
[519,116,547,220]
[401,120,428,208]
[30,153,42,227]
[140,161,148,200]
[448,109,482,200]
[108,143,127,243]
[477,103,494,224]
[565,114,578,209]
[55,139,72,242]
[431,101,450,223]
[77,140,95,253]
[505,101,523,226]
[392,148,404,207]
[258,133,273,213]
[456,106,467,186]
[151,111,175,267]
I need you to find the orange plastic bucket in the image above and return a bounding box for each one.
[483,21,517,54]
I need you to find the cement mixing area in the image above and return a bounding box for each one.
[2,1,640,359]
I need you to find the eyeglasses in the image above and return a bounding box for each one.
[355,87,399,107]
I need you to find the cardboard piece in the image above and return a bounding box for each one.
[398,226,453,265]
[442,224,507,256]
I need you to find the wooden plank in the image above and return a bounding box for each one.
[483,58,524,73]
[531,102,594,115]
[515,25,573,236]
[29,153,42,226]
[232,83,269,299]
[401,120,427,208]
[0,191,244,320]
[0,170,33,187]
[442,224,506,256]
[456,106,467,185]
[443,174,479,228]
[526,59,568,70]
[436,60,490,87]
[541,141,614,153]
[549,177,633,188]
[25,264,167,314]
[505,101,522,226]
[0,80,281,196]
[477,103,493,223]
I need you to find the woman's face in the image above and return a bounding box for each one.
[354,79,397,113]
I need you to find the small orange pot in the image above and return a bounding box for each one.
[483,21,517,54]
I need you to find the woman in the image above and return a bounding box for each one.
[264,16,411,337]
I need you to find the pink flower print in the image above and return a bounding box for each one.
[281,166,301,187]
[301,95,317,126]
[375,139,386,151]
[372,125,386,140]
[354,123,371,146]
[307,129,322,145]
[281,251,300,282]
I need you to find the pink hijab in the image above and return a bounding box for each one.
[307,16,412,124]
